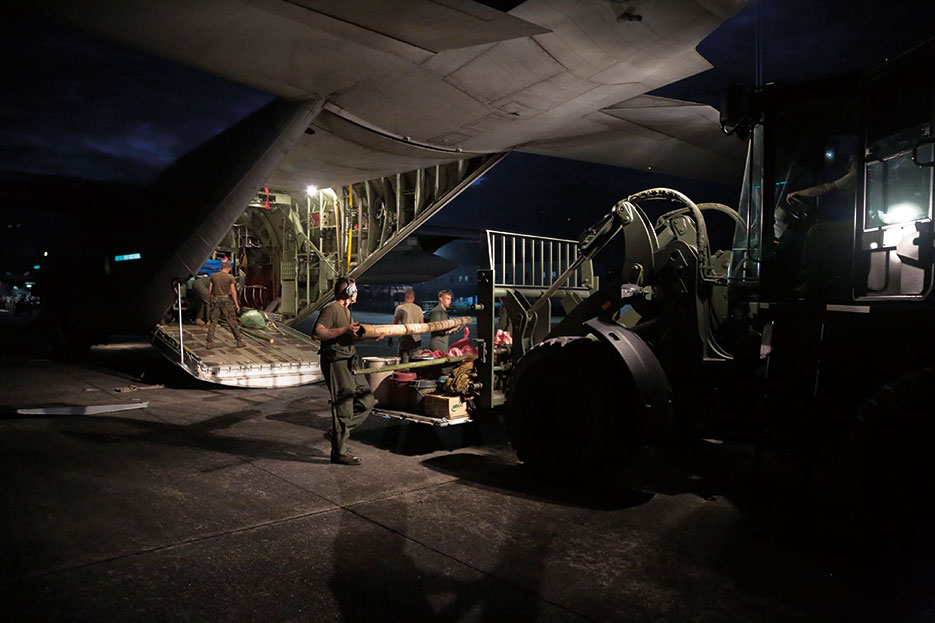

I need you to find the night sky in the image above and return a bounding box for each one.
[425,151,741,283]
[653,0,935,106]
[0,11,272,184]
[430,151,739,239]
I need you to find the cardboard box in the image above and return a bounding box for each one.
[423,394,468,419]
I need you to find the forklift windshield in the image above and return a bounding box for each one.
[751,86,862,300]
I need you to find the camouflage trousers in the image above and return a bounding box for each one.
[322,356,376,458]
[397,335,421,363]
[207,296,242,343]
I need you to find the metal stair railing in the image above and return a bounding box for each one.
[484,230,594,296]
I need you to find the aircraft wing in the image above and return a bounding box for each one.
[36,0,747,188]
[520,94,745,184]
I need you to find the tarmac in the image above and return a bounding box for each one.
[1,330,933,621]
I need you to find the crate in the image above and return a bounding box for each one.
[423,394,468,419]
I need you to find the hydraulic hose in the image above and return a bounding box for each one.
[626,187,711,265]
[657,202,746,230]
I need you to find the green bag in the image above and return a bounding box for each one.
[240,309,267,329]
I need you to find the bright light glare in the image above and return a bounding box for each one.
[869,241,879,249]
[306,185,317,196]
[881,202,923,224]
[43,251,48,257]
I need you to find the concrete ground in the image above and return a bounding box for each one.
[0,334,932,622]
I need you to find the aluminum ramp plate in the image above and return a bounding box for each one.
[153,319,323,388]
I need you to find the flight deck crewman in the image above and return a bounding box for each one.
[206,260,244,348]
[393,288,423,363]
[314,277,384,466]
[428,289,457,353]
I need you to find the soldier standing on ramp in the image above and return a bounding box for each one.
[206,260,245,348]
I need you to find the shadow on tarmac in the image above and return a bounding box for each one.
[54,408,332,464]
[86,339,230,390]
[274,409,512,459]
[355,420,493,456]
[421,452,654,511]
[330,489,560,621]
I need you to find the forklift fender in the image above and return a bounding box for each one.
[583,318,672,439]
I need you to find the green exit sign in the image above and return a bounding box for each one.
[114,253,142,262]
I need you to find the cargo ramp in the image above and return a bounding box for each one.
[152,318,322,388]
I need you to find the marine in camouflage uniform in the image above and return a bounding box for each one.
[206,261,244,347]
[314,278,383,465]
[428,289,454,353]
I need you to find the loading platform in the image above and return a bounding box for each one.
[152,319,323,388]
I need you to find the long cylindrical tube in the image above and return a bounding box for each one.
[356,316,471,338]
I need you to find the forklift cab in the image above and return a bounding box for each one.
[732,41,935,304]
[729,83,863,301]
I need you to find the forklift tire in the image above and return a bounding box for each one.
[838,366,935,524]
[507,336,641,482]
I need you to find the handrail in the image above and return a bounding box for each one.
[485,230,590,291]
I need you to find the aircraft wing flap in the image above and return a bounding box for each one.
[599,95,741,160]
[520,98,745,185]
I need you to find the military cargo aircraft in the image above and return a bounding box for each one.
[9,0,749,374]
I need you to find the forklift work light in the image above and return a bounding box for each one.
[881,202,923,225]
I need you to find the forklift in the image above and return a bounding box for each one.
[492,38,935,514]
[360,40,934,516]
